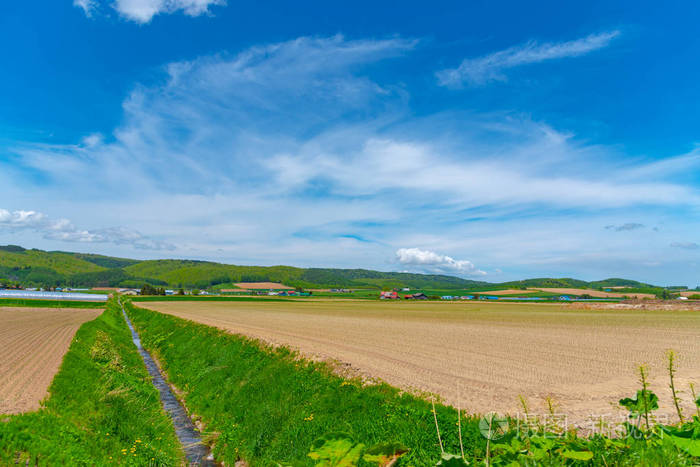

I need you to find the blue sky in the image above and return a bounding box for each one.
[1,1,699,285]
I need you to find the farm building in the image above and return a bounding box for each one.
[380,291,399,299]
[406,293,428,300]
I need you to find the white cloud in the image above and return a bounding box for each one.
[395,248,486,276]
[623,146,700,182]
[0,209,174,250]
[437,30,620,87]
[18,34,684,213]
[265,135,697,209]
[81,133,103,147]
[74,0,226,23]
[73,0,98,17]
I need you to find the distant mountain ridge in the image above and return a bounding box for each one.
[0,244,656,290]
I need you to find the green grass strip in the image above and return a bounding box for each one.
[0,300,181,465]
[0,298,105,308]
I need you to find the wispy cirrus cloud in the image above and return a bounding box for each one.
[0,209,174,250]
[437,30,620,87]
[670,241,699,250]
[73,0,98,17]
[12,34,690,215]
[2,35,699,282]
[605,223,645,232]
[74,0,226,23]
[396,248,485,276]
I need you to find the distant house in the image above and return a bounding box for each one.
[119,288,140,295]
[678,296,689,300]
[441,295,454,300]
[559,295,571,301]
[412,293,428,300]
[380,291,399,299]
[401,287,410,292]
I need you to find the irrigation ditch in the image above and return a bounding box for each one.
[119,299,215,466]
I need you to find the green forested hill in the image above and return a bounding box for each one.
[0,244,658,291]
[0,247,105,275]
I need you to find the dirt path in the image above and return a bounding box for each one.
[141,300,700,427]
[0,307,102,414]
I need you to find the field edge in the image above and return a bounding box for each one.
[0,299,182,465]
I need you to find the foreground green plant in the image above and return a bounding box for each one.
[619,365,658,435]
[0,298,181,465]
[288,432,408,466]
[668,350,684,424]
[431,361,700,466]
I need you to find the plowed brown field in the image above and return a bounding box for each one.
[141,300,700,426]
[233,282,293,289]
[529,287,656,299]
[473,289,536,295]
[0,307,101,414]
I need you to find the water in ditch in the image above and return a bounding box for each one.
[120,302,214,466]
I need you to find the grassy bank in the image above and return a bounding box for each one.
[0,298,105,308]
[0,299,181,465]
[126,301,700,466]
[125,301,487,465]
